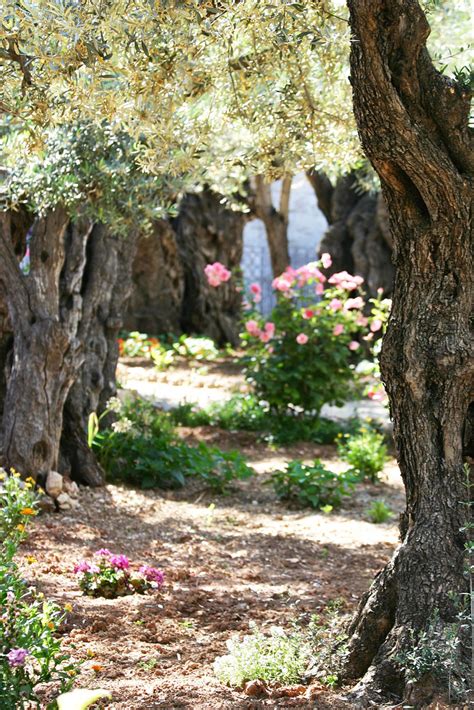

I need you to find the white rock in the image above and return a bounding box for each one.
[56,492,72,510]
[63,479,80,498]
[46,471,63,498]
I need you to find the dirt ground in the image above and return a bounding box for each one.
[20,359,407,709]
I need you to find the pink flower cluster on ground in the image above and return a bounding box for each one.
[73,550,164,596]
[204,262,231,287]
[139,565,165,585]
[7,648,29,667]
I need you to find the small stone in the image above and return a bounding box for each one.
[243,680,268,697]
[56,492,73,510]
[63,479,80,498]
[46,471,63,498]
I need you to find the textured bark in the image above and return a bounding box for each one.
[124,219,184,335]
[250,175,291,277]
[343,0,474,704]
[174,189,248,345]
[308,171,394,297]
[60,225,138,486]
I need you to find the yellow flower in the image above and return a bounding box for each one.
[16,524,25,533]
[91,664,103,673]
[26,555,37,564]
[37,487,45,495]
[25,476,35,484]
[20,508,35,516]
[0,472,5,481]
[64,603,73,612]
[47,621,55,630]
[68,669,77,677]
[86,649,95,658]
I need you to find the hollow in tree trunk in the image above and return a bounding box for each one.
[341,0,473,704]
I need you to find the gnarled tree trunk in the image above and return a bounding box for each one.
[342,0,473,704]
[60,225,138,486]
[250,174,292,277]
[124,219,184,335]
[174,189,248,345]
[307,170,394,296]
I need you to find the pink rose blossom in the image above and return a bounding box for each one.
[333,324,344,336]
[259,332,271,343]
[245,320,260,336]
[272,273,293,292]
[296,333,309,345]
[315,282,324,295]
[344,296,364,310]
[356,314,368,327]
[348,341,360,351]
[363,332,374,341]
[302,309,314,320]
[264,322,275,338]
[370,318,383,332]
[321,253,332,269]
[328,271,364,291]
[204,262,231,288]
[329,298,343,312]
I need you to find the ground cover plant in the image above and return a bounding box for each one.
[337,426,388,483]
[73,549,164,599]
[93,398,253,492]
[169,394,355,446]
[118,331,221,369]
[267,460,356,510]
[0,472,80,708]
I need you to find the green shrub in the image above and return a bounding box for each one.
[93,399,253,492]
[337,427,388,482]
[366,500,393,524]
[0,473,79,708]
[170,394,347,446]
[172,335,219,361]
[267,460,355,509]
[241,260,390,416]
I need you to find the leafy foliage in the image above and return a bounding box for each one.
[267,460,355,509]
[93,399,253,493]
[337,427,388,483]
[366,500,394,524]
[0,473,79,708]
[242,259,390,417]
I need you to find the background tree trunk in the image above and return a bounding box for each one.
[173,189,248,345]
[250,174,291,277]
[60,225,138,486]
[307,171,394,296]
[342,0,473,704]
[124,219,184,335]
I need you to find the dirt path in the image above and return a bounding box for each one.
[22,434,404,709]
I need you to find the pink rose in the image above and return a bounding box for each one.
[333,324,344,336]
[250,283,262,303]
[315,282,324,295]
[344,296,364,310]
[370,318,383,332]
[204,262,231,287]
[245,320,260,336]
[321,253,332,269]
[272,274,293,292]
[368,388,386,402]
[259,332,271,343]
[296,333,309,345]
[348,341,360,351]
[264,322,275,337]
[356,314,368,327]
[329,298,343,312]
[328,271,364,291]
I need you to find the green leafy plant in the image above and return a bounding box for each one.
[242,259,391,417]
[170,394,348,446]
[366,500,394,524]
[172,335,220,361]
[267,460,355,509]
[214,624,311,687]
[93,399,252,492]
[0,472,80,708]
[337,427,388,482]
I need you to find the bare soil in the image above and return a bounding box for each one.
[20,359,408,709]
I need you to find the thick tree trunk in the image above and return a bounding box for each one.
[251,175,291,277]
[60,225,138,486]
[307,171,394,296]
[124,219,184,335]
[174,189,248,345]
[342,0,473,704]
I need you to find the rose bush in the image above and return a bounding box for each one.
[240,255,390,416]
